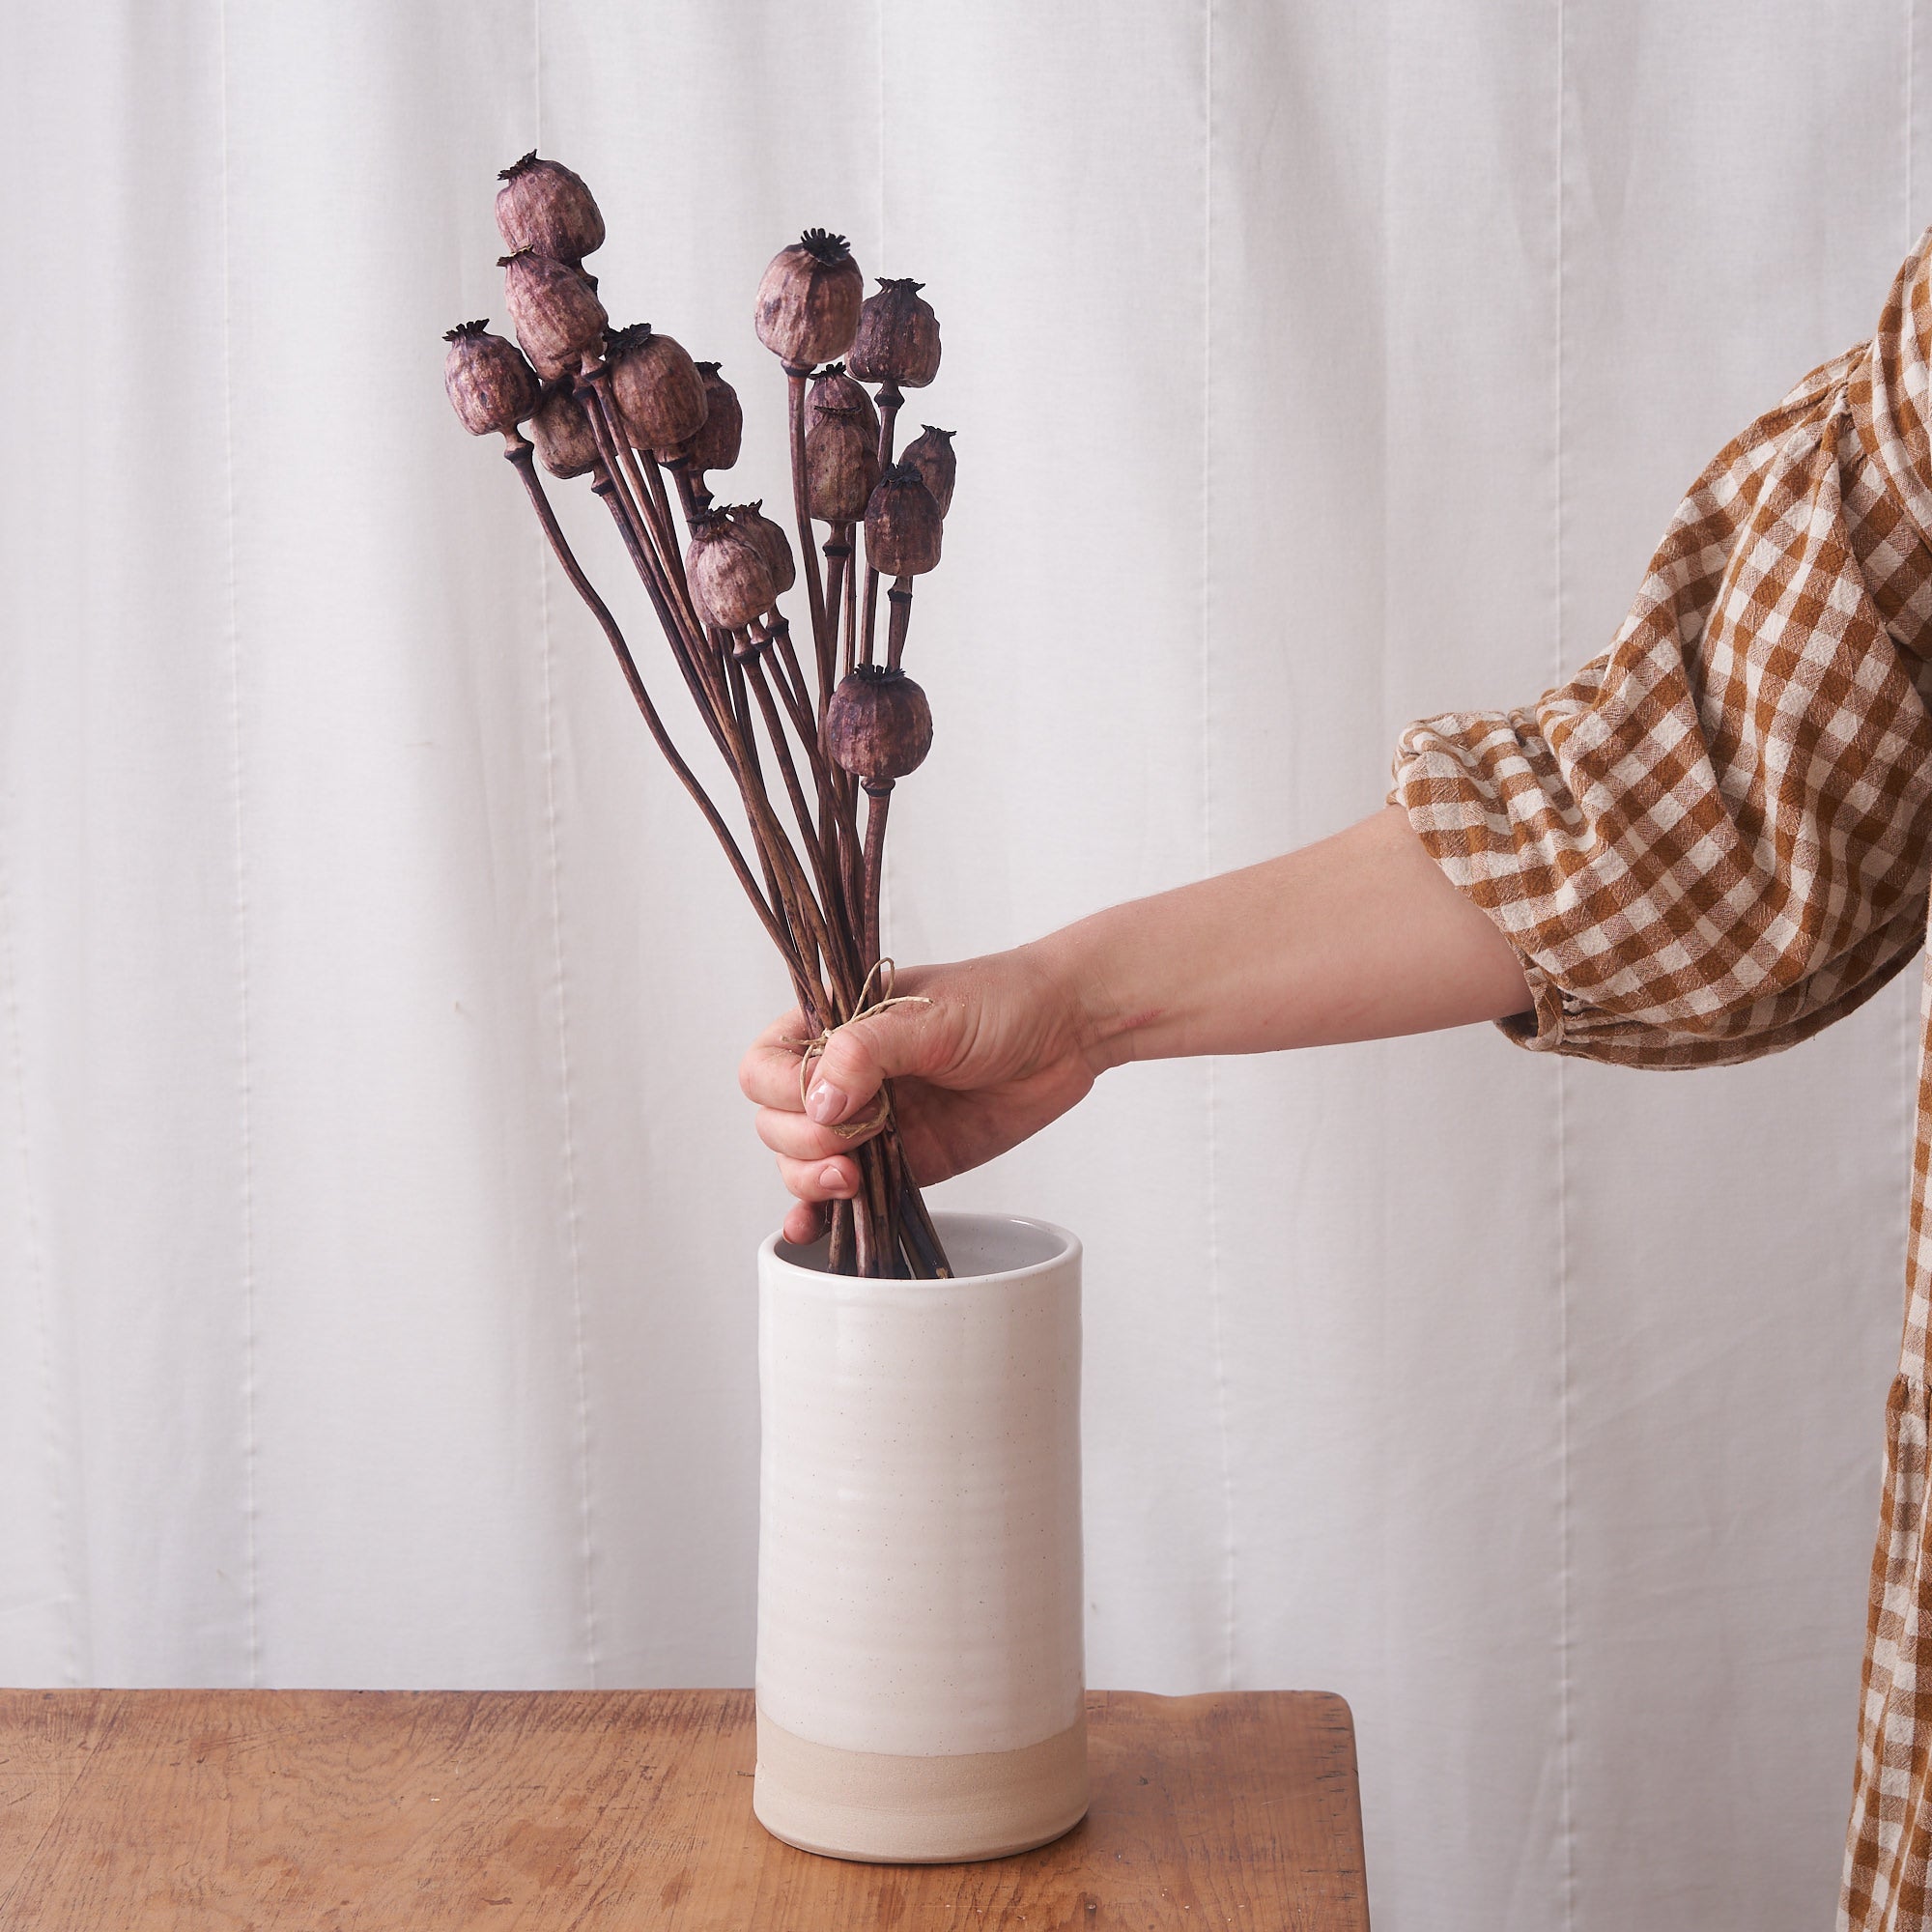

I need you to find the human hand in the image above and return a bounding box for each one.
[738,943,1103,1246]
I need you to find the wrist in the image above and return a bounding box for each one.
[1022,916,1145,1078]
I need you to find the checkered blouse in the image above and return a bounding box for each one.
[1390,230,1932,1928]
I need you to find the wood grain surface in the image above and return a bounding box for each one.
[0,1688,1368,1930]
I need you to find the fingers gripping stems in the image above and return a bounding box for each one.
[784,957,930,1139]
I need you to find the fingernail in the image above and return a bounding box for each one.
[808,1081,848,1124]
[818,1164,847,1195]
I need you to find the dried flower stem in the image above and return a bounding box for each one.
[574,383,847,1034]
[506,441,796,972]
[771,623,816,733]
[840,526,861,680]
[859,381,905,668]
[583,377,837,1032]
[579,385,723,720]
[580,363,679,571]
[591,477,731,759]
[750,616,817,750]
[898,1166,951,1278]
[857,1135,893,1272]
[848,1147,878,1274]
[580,388,708,709]
[822,530,854,694]
[860,780,893,968]
[671,459,713,519]
[639,453,694,604]
[757,621,864,975]
[875,383,905,465]
[885,577,915,670]
[785,371,836,695]
[743,645,859,997]
[733,609,862,984]
[724,656,838,1026]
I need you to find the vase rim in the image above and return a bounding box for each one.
[763,1209,1078,1287]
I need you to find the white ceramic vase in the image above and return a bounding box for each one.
[753,1210,1088,1863]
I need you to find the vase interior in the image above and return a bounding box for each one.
[774,1209,1071,1282]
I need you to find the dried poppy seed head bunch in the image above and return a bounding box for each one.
[442,158,961,1282]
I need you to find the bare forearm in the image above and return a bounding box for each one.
[1032,805,1533,1069]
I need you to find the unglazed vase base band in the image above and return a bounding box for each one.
[753,1708,1090,1863]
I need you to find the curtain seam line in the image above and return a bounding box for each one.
[1201,0,1236,1693]
[0,698,76,1682]
[1553,2,1578,1924]
[216,0,262,1692]
[531,0,601,1689]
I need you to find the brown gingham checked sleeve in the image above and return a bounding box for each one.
[1390,232,1932,1930]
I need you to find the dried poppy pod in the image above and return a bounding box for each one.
[688,363,743,474]
[724,502,796,597]
[809,362,879,440]
[754,229,864,370]
[898,425,956,518]
[495,152,605,264]
[686,516,778,630]
[528,388,601,478]
[500,249,607,381]
[864,463,943,576]
[806,410,881,524]
[442,321,540,437]
[848,278,941,389]
[825,666,933,783]
[607,324,709,454]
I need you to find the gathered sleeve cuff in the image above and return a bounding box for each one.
[1389,327,1932,1069]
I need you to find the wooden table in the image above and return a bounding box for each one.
[0,1688,1368,1929]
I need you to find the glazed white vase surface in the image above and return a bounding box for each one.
[754,1211,1086,1861]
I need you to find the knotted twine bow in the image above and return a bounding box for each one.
[786,957,931,1141]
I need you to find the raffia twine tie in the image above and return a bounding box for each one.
[786,957,931,1141]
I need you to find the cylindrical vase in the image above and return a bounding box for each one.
[753,1210,1087,1863]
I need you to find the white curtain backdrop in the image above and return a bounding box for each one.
[3,3,1924,1925]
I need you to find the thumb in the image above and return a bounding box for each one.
[806,999,950,1127]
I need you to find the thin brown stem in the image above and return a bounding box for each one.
[587,370,683,578]
[860,780,893,969]
[673,461,714,519]
[640,453,693,603]
[576,408,827,1027]
[822,530,853,707]
[744,644,858,1003]
[580,383,723,714]
[860,568,883,668]
[579,375,668,571]
[726,653,835,1025]
[582,381,716,708]
[840,524,860,681]
[886,577,914,670]
[860,386,903,669]
[752,615,818,751]
[727,658,848,1018]
[715,656,817,1021]
[858,1137,894,1277]
[785,370,834,686]
[577,399,814,1022]
[851,1181,876,1276]
[876,1125,918,1278]
[873,386,903,479]
[751,619,862,974]
[592,476,730,760]
[507,441,799,975]
[895,1135,952,1277]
